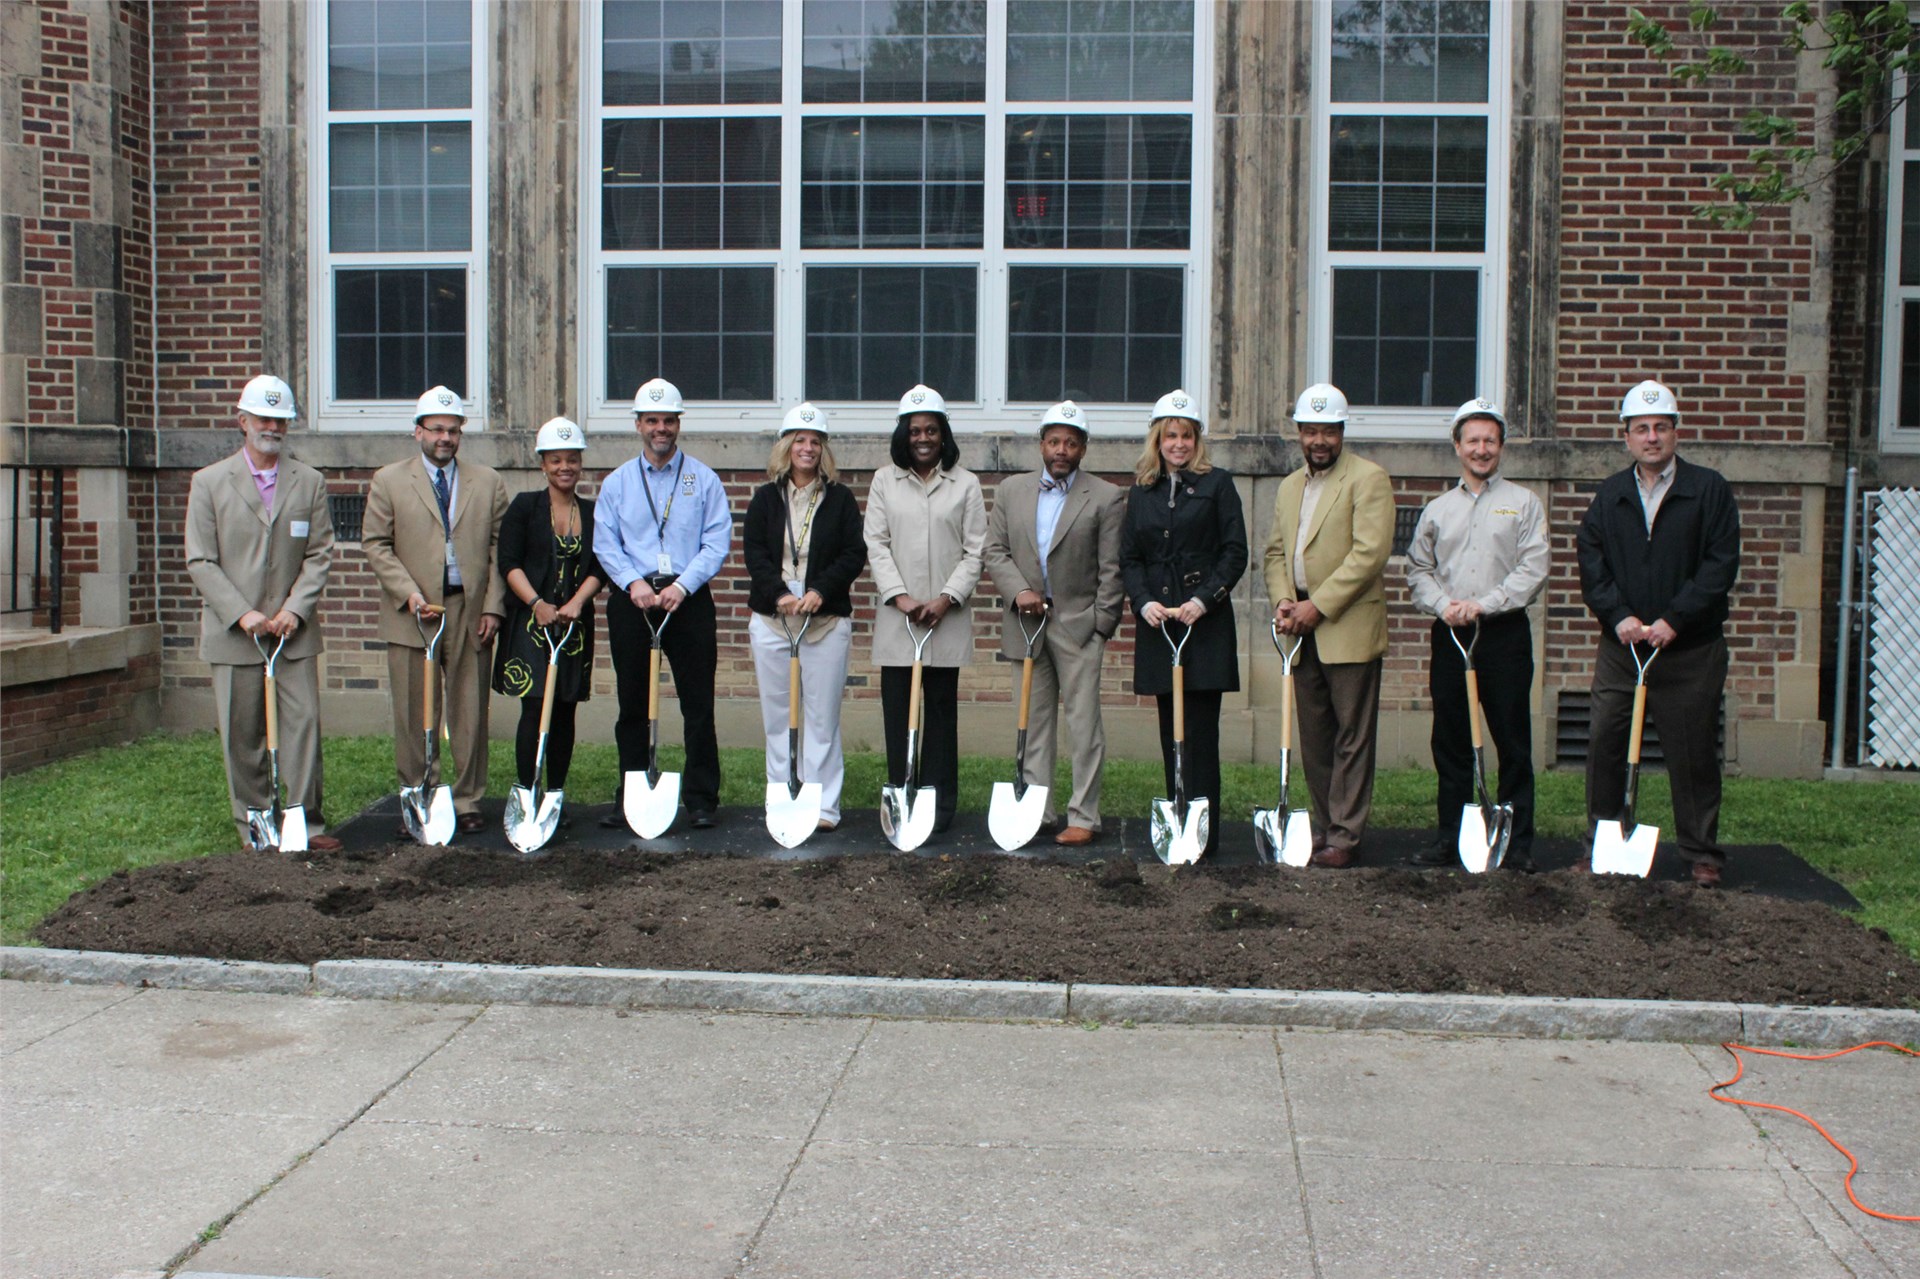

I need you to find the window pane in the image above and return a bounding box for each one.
[606,266,776,401]
[1006,0,1193,101]
[1005,115,1190,250]
[801,117,984,248]
[1901,301,1920,427]
[805,267,977,401]
[1902,167,1920,287]
[601,117,780,250]
[603,0,784,105]
[1330,268,1477,407]
[1328,0,1489,105]
[1327,115,1482,252]
[1007,266,1183,403]
[330,123,471,252]
[802,0,987,103]
[334,268,465,401]
[329,0,470,110]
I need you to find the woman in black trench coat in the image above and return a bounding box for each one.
[1120,391,1248,858]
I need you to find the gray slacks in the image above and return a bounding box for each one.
[387,588,491,816]
[1293,635,1383,855]
[212,653,323,845]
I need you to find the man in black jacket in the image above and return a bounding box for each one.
[1577,380,1741,886]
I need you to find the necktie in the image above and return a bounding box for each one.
[432,466,451,529]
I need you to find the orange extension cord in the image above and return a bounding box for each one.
[1710,1041,1919,1223]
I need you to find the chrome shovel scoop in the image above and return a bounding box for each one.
[1149,619,1208,866]
[1593,642,1661,877]
[246,631,308,854]
[1448,621,1513,874]
[623,605,681,839]
[1252,623,1312,868]
[764,614,824,849]
[506,621,576,856]
[988,607,1051,852]
[399,606,456,847]
[879,618,938,852]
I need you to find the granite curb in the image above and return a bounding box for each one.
[5,946,1915,1046]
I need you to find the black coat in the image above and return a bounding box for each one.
[1577,457,1740,650]
[1121,467,1248,694]
[742,479,867,617]
[492,489,606,692]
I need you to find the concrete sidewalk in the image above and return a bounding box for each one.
[3,979,1914,1279]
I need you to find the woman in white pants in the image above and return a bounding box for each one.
[742,404,868,830]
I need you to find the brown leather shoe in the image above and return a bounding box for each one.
[306,834,343,853]
[456,812,486,834]
[1309,845,1354,869]
[1690,861,1722,888]
[1054,826,1096,846]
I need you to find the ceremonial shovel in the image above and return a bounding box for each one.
[879,619,938,852]
[988,607,1051,851]
[399,606,456,846]
[1448,621,1513,873]
[1251,623,1311,868]
[1592,641,1661,876]
[623,606,681,838]
[245,631,308,854]
[505,621,576,855]
[1149,620,1208,865]
[764,614,823,849]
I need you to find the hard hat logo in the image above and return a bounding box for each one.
[1311,396,1328,413]
[1641,387,1659,404]
[1172,394,1190,410]
[437,391,454,407]
[265,390,280,406]
[1475,398,1491,409]
[1061,405,1077,418]
[800,408,816,422]
[909,390,926,405]
[648,386,664,402]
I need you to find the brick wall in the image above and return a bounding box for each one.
[1,648,159,772]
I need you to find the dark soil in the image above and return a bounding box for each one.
[34,845,1920,1008]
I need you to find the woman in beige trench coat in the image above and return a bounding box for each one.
[863,384,987,834]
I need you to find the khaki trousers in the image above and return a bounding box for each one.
[1293,636,1383,855]
[1021,627,1109,830]
[212,654,323,846]
[386,589,491,816]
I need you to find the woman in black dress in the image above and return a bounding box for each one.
[1120,390,1248,858]
[493,417,604,815]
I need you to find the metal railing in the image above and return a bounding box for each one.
[2,465,65,634]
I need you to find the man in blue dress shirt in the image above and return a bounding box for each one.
[593,377,734,828]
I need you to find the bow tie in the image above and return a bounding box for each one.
[1041,477,1067,492]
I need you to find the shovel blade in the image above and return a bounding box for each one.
[1279,810,1312,868]
[1150,797,1209,865]
[987,781,1049,852]
[623,770,680,839]
[1458,804,1489,873]
[1592,819,1658,877]
[506,786,564,855]
[765,781,823,849]
[245,807,279,852]
[399,785,426,843]
[879,784,936,851]
[420,786,456,846]
[278,804,309,854]
[1251,807,1281,863]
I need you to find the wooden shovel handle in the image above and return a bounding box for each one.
[1465,668,1485,751]
[421,649,436,729]
[538,656,561,737]
[1172,664,1186,741]
[788,655,802,730]
[263,670,279,752]
[648,646,661,720]
[1627,684,1648,765]
[1016,657,1035,731]
[1279,669,1294,748]
[907,659,925,734]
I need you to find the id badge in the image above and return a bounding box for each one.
[445,541,457,566]
[657,552,673,575]
[786,578,805,598]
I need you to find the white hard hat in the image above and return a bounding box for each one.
[1150,389,1205,433]
[535,416,585,453]
[1040,400,1087,434]
[413,385,466,425]
[1292,383,1349,425]
[1620,379,1679,421]
[896,384,949,422]
[237,374,296,419]
[1451,397,1505,428]
[633,378,686,415]
[781,402,829,436]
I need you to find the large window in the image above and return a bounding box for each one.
[1310,0,1507,434]
[313,0,486,426]
[586,0,1210,432]
[1880,74,1920,452]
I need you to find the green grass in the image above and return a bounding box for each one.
[3,733,1916,956]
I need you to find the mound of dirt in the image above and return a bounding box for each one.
[33,846,1920,1008]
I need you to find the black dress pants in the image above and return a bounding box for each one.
[1155,689,1223,857]
[1429,612,1535,857]
[608,586,721,814]
[881,664,959,828]
[1585,634,1729,865]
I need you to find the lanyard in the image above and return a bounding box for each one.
[639,453,685,543]
[785,481,821,570]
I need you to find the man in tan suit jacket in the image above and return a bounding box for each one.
[362,386,509,833]
[184,375,338,850]
[1262,384,1395,867]
[983,401,1126,844]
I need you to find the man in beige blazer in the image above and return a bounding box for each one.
[984,401,1126,845]
[362,386,509,834]
[185,375,339,851]
[1262,383,1395,868]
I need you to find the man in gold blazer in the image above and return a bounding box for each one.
[184,375,339,851]
[362,386,509,834]
[1262,383,1395,868]
[983,401,1126,845]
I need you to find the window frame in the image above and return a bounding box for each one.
[581,0,1213,436]
[1878,70,1920,453]
[307,0,490,431]
[1306,0,1511,438]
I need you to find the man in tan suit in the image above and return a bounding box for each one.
[185,375,339,851]
[1262,383,1395,868]
[983,401,1126,845]
[362,386,509,835]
